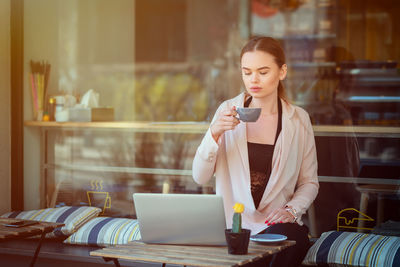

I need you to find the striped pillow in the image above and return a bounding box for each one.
[303,231,400,267]
[1,206,101,238]
[64,217,141,246]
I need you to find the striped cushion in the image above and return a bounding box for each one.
[1,206,101,238]
[303,231,400,267]
[64,217,141,246]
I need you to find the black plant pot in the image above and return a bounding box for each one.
[225,228,251,255]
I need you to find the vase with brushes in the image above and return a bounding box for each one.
[225,202,251,255]
[29,60,51,121]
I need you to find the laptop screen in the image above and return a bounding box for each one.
[133,193,227,245]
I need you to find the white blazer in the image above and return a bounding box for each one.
[192,93,319,234]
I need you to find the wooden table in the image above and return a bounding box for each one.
[0,218,64,267]
[90,240,295,267]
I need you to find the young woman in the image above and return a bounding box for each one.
[192,36,319,266]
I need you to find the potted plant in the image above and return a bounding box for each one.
[225,203,251,255]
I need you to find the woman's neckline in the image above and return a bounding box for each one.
[246,96,279,115]
[247,141,274,146]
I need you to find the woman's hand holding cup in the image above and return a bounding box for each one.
[210,106,240,142]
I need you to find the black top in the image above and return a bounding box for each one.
[245,96,282,209]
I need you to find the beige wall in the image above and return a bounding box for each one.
[0,0,11,214]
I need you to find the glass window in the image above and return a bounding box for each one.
[23,0,399,236]
[250,0,400,236]
[24,0,246,217]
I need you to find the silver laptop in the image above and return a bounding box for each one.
[133,193,227,245]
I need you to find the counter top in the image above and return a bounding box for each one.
[24,121,400,136]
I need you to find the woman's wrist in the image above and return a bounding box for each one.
[210,130,220,142]
[284,205,298,222]
[210,125,221,143]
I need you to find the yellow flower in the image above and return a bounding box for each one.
[233,203,244,213]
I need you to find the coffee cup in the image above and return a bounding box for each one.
[236,107,261,122]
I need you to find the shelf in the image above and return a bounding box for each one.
[290,62,336,68]
[44,163,193,176]
[24,121,209,134]
[347,96,400,103]
[318,176,400,185]
[278,33,337,40]
[43,162,400,185]
[25,121,400,137]
[313,125,400,138]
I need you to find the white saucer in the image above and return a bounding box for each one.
[250,234,287,243]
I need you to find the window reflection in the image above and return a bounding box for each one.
[22,0,399,236]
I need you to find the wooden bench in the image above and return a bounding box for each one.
[0,239,159,267]
[0,218,64,267]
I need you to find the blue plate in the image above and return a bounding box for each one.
[250,234,287,243]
